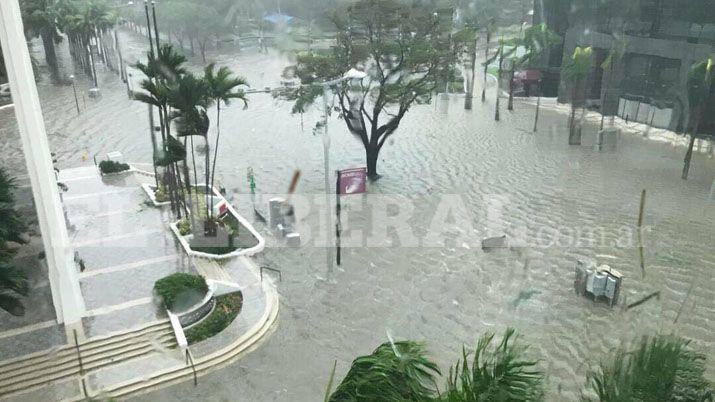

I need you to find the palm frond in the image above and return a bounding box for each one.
[442,328,544,402]
[582,334,713,402]
[329,340,441,402]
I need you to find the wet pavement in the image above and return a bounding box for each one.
[0,30,714,400]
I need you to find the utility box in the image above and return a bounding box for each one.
[575,259,623,306]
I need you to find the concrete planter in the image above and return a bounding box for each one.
[141,183,171,207]
[170,185,265,260]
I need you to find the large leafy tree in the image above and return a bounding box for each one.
[281,0,460,180]
[203,63,248,217]
[0,167,29,317]
[582,334,713,402]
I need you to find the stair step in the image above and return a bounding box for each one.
[0,336,176,398]
[0,321,171,376]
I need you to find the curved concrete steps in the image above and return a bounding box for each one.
[85,288,279,400]
[0,321,175,399]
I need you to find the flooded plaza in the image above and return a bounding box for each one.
[1,25,713,400]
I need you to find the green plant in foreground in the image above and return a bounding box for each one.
[185,292,242,344]
[98,160,130,174]
[0,166,29,316]
[153,273,208,311]
[328,340,441,401]
[443,328,544,401]
[582,334,713,402]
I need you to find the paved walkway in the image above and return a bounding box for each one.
[0,166,278,400]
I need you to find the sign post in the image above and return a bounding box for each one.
[336,167,368,266]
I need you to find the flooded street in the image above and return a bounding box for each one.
[2,30,714,400]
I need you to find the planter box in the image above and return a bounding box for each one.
[141,183,171,207]
[170,185,265,260]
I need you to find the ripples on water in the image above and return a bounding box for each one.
[0,32,714,401]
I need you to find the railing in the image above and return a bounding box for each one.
[260,266,282,283]
[73,329,89,397]
[185,348,198,386]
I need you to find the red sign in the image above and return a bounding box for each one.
[338,167,367,195]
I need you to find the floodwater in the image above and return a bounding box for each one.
[1,30,714,400]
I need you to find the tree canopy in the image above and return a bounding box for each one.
[280,0,463,178]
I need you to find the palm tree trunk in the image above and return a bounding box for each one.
[465,38,477,110]
[533,85,541,132]
[209,103,221,214]
[682,119,700,180]
[190,135,200,222]
[507,65,515,111]
[482,30,490,103]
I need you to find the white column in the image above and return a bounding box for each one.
[0,0,85,324]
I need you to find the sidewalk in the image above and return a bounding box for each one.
[0,166,278,401]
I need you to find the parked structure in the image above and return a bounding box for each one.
[536,0,715,132]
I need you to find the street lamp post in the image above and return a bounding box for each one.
[319,68,366,271]
[69,74,80,115]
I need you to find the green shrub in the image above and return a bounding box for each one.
[153,273,208,311]
[154,186,170,203]
[185,292,243,344]
[177,219,191,236]
[99,160,130,174]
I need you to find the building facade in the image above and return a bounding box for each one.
[537,0,715,132]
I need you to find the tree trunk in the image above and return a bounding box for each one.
[189,36,195,56]
[366,145,379,180]
[465,38,477,110]
[682,125,699,180]
[507,65,515,111]
[40,28,58,76]
[533,93,541,132]
[209,103,221,215]
[568,82,581,145]
[482,30,490,103]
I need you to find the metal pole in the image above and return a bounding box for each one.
[143,0,155,59]
[70,75,80,115]
[151,1,161,54]
[322,86,333,271]
[335,170,341,266]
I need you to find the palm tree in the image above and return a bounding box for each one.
[20,0,62,76]
[481,18,496,103]
[442,328,544,401]
[582,334,713,401]
[0,167,29,317]
[203,64,248,218]
[682,59,713,180]
[168,73,211,221]
[134,44,188,215]
[328,340,441,401]
[563,46,593,145]
[599,39,626,131]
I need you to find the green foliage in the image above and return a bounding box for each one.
[177,219,191,236]
[154,186,170,203]
[328,340,441,401]
[582,334,713,402]
[153,273,208,311]
[687,61,712,114]
[442,328,544,401]
[98,160,130,174]
[0,166,28,316]
[185,291,242,344]
[563,46,593,83]
[279,0,463,177]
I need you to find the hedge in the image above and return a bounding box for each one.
[153,273,208,311]
[185,292,243,344]
[99,160,130,174]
